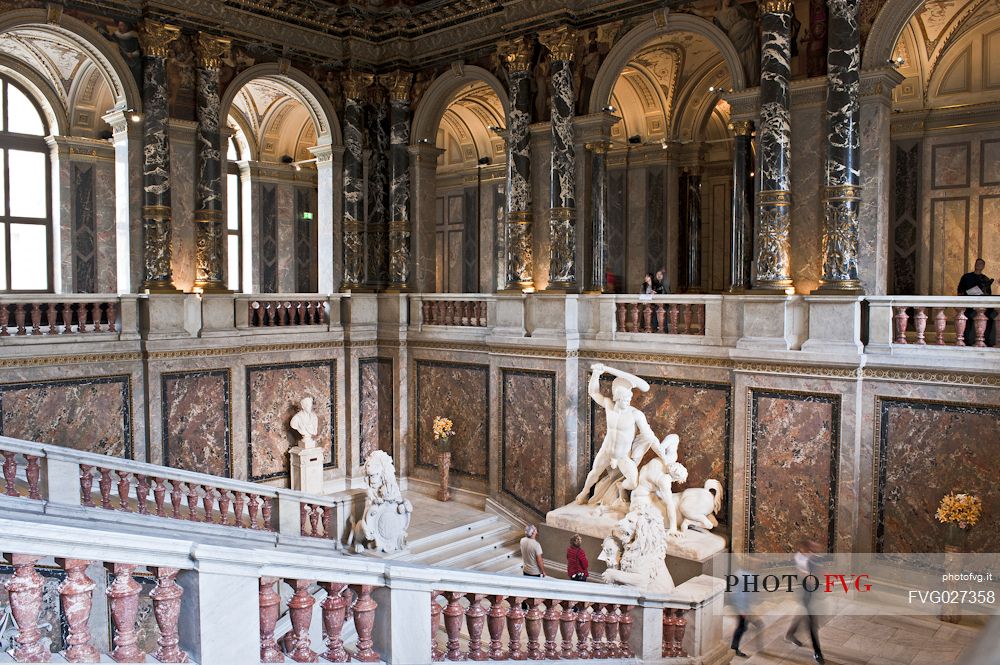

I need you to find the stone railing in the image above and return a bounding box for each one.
[242,296,329,328]
[0,511,727,664]
[0,294,139,342]
[411,293,492,327]
[866,296,1000,353]
[590,295,725,345]
[0,435,344,543]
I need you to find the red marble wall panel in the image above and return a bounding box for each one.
[748,390,840,553]
[877,398,1000,553]
[501,370,556,516]
[590,377,731,521]
[0,376,132,457]
[359,358,394,461]
[247,361,335,481]
[161,370,231,477]
[415,360,489,479]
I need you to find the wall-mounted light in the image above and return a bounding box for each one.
[888,56,905,67]
[477,156,491,167]
[602,105,616,113]
[627,135,641,145]
[660,138,668,150]
[280,155,294,164]
[125,109,141,123]
[417,138,432,144]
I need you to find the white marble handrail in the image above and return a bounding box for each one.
[866,296,1000,350]
[0,293,140,340]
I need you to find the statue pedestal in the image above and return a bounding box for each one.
[289,446,324,494]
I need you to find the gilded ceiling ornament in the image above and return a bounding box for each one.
[196,33,232,69]
[137,20,181,59]
[342,71,375,99]
[539,25,578,61]
[497,37,532,73]
[379,70,414,102]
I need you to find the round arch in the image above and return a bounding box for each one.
[589,14,747,115]
[0,53,69,134]
[219,63,342,146]
[0,9,141,113]
[411,65,510,145]
[863,0,925,68]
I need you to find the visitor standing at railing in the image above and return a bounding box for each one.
[520,524,546,578]
[957,258,996,346]
[641,273,656,295]
[566,533,589,581]
[654,267,670,294]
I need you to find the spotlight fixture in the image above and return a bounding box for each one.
[417,137,432,144]
[627,135,641,145]
[660,138,668,150]
[129,112,141,123]
[602,105,616,113]
[294,164,302,171]
[477,156,491,166]
[280,155,294,164]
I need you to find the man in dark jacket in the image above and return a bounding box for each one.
[957,259,995,346]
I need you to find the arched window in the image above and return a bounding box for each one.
[227,136,243,292]
[0,75,51,292]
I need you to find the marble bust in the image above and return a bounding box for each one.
[289,397,319,449]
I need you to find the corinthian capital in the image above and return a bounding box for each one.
[196,33,231,69]
[138,20,181,59]
[759,0,794,13]
[729,120,754,136]
[378,70,414,103]
[539,25,578,62]
[343,70,375,100]
[497,37,532,73]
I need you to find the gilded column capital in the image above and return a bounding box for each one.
[585,141,611,154]
[497,37,533,73]
[137,20,181,59]
[759,0,794,13]
[195,33,231,69]
[539,25,578,61]
[379,70,414,103]
[343,71,375,100]
[729,120,754,136]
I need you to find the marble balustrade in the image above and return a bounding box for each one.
[867,296,1000,351]
[0,295,139,340]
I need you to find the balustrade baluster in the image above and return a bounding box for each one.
[680,304,691,334]
[30,302,41,334]
[80,464,94,507]
[153,477,166,517]
[135,474,149,515]
[2,450,17,496]
[262,496,273,530]
[893,306,909,344]
[321,505,332,538]
[0,302,9,335]
[186,483,200,521]
[281,302,292,326]
[447,301,457,326]
[487,594,507,660]
[218,490,231,526]
[458,301,468,326]
[615,302,626,332]
[955,309,968,346]
[913,307,927,345]
[674,608,687,656]
[309,503,321,537]
[25,455,41,500]
[431,591,445,662]
[106,302,117,333]
[435,300,446,324]
[259,577,283,663]
[98,467,113,509]
[641,302,653,333]
[286,578,319,662]
[249,302,258,326]
[106,562,145,662]
[201,486,216,523]
[56,558,100,663]
[932,308,947,344]
[421,300,431,325]
[170,480,184,519]
[4,554,48,662]
[542,599,560,659]
[300,504,309,536]
[60,303,74,334]
[462,592,488,660]
[627,302,639,332]
[350,584,380,662]
[695,304,705,334]
[116,470,131,511]
[668,304,679,333]
[560,601,577,659]
[507,595,527,661]
[320,582,350,662]
[14,302,26,335]
[233,491,246,527]
[248,493,261,529]
[656,303,666,333]
[618,605,634,658]
[149,567,188,663]
[974,308,988,347]
[265,302,275,326]
[89,303,100,332]
[662,608,676,657]
[590,604,606,659]
[479,301,488,326]
[46,302,58,334]
[604,605,620,658]
[443,591,464,660]
[574,601,592,659]
[524,598,543,660]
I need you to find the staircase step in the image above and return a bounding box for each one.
[435,532,521,569]
[410,523,515,564]
[390,514,502,560]
[476,556,525,575]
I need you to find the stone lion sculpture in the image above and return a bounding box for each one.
[348,451,413,554]
[598,499,675,593]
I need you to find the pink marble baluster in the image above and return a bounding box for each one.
[14,302,27,335]
[615,302,626,332]
[105,562,145,663]
[590,604,606,659]
[320,582,349,662]
[135,474,149,515]
[457,301,467,326]
[186,483,200,521]
[442,591,465,660]
[201,486,216,523]
[694,304,705,334]
[466,592,489,661]
[436,300,446,324]
[98,467,113,509]
[153,477,166,517]
[431,591,445,662]
[299,503,310,536]
[604,605,621,658]
[233,491,246,527]
[265,302,275,326]
[2,450,17,496]
[507,596,526,661]
[259,577,283,663]
[169,480,184,519]
[486,594,507,660]
[421,300,431,324]
[655,303,666,333]
[893,306,909,344]
[575,602,593,659]
[60,303,74,334]
[218,490,231,526]
[309,504,321,537]
[560,601,577,659]
[0,303,9,335]
[4,554,49,662]
[106,301,118,333]
[973,308,988,347]
[83,303,94,332]
[46,302,58,334]
[247,493,260,529]
[955,309,968,346]
[680,304,692,334]
[641,302,653,333]
[30,302,41,334]
[662,608,676,657]
[627,302,639,332]
[149,567,188,663]
[282,302,292,326]
[932,308,947,344]
[286,578,319,662]
[79,464,95,507]
[667,304,679,333]
[478,301,487,326]
[116,470,131,511]
[350,584,380,662]
[262,496,274,530]
[618,605,634,658]
[542,599,560,659]
[674,608,687,656]
[56,558,100,663]
[446,301,456,326]
[321,505,332,538]
[913,306,927,345]
[26,455,41,500]
[524,598,543,660]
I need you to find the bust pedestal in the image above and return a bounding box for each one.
[289,446,324,495]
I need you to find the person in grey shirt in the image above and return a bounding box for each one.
[520,524,546,577]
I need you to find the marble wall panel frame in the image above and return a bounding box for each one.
[500,368,557,517]
[160,369,232,478]
[982,139,1000,185]
[746,388,841,554]
[359,356,394,460]
[930,142,971,190]
[0,375,133,458]
[929,196,970,294]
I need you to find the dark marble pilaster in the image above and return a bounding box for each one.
[729,121,755,291]
[365,86,390,288]
[341,72,373,290]
[540,27,578,291]
[817,0,863,292]
[193,33,231,292]
[498,38,534,291]
[754,0,794,291]
[679,169,702,292]
[586,141,609,293]
[380,71,413,290]
[138,20,181,292]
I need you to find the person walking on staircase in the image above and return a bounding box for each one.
[520,524,546,578]
[567,534,589,581]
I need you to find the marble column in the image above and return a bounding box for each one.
[539,26,579,291]
[816,0,863,292]
[193,33,231,292]
[311,144,336,293]
[680,169,702,291]
[365,86,390,288]
[498,38,534,291]
[754,0,794,291]
[341,71,373,290]
[586,141,609,293]
[381,70,414,290]
[137,20,181,292]
[729,120,755,291]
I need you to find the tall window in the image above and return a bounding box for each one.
[226,137,242,292]
[0,76,50,292]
